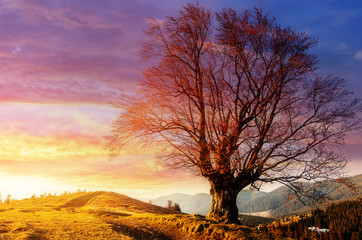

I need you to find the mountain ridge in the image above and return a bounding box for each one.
[152,174,362,217]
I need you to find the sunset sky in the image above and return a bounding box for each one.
[0,0,361,201]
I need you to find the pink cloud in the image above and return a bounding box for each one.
[0,103,115,136]
[0,0,155,104]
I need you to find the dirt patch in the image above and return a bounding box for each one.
[110,221,172,240]
[23,233,48,240]
[88,209,131,217]
[0,208,14,212]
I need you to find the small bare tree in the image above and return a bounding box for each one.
[108,3,361,223]
[167,200,173,209]
[5,194,11,204]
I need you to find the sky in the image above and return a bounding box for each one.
[0,0,361,201]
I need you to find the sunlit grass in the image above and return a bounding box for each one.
[0,191,177,239]
[0,209,129,239]
[0,194,130,239]
[0,191,286,239]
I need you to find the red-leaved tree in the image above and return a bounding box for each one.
[108,3,361,223]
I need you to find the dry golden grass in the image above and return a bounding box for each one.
[0,191,182,240]
[0,192,127,239]
[0,191,286,240]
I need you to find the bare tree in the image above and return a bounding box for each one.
[167,200,173,209]
[108,3,361,223]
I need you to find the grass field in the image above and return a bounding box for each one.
[0,191,285,240]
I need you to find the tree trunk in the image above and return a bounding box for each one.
[206,182,240,224]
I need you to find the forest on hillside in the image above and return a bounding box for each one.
[260,199,361,240]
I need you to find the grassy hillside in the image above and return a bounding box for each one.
[0,191,181,240]
[0,191,286,240]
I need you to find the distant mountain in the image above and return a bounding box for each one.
[151,192,211,215]
[239,174,362,217]
[151,190,266,215]
[152,174,362,217]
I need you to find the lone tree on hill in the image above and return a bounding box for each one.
[108,3,361,224]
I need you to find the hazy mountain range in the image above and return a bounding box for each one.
[151,174,362,217]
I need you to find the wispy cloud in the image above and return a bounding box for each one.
[332,42,349,53]
[0,0,149,104]
[330,9,359,26]
[354,50,362,61]
[0,103,110,162]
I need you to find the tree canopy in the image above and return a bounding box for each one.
[108,3,361,223]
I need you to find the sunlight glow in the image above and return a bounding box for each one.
[0,175,80,201]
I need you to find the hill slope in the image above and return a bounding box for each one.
[0,191,179,240]
[0,191,283,240]
[84,191,178,214]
